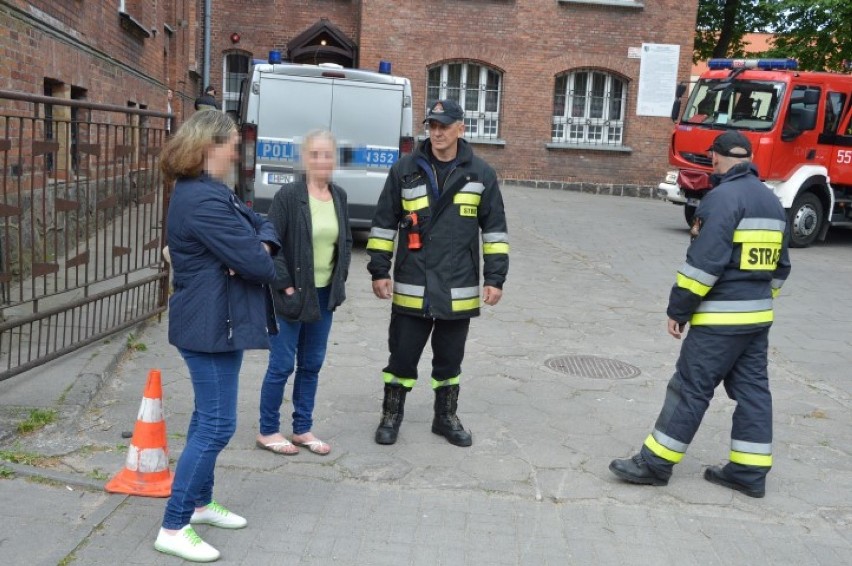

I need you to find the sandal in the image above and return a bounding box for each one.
[255,438,299,456]
[291,436,331,455]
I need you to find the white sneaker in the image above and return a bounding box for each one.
[154,525,220,562]
[190,500,248,529]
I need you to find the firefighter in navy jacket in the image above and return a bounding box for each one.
[610,131,791,497]
[367,99,509,447]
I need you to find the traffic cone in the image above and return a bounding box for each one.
[105,369,172,497]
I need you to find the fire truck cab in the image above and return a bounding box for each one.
[658,58,852,247]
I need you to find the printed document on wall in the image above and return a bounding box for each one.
[636,44,680,117]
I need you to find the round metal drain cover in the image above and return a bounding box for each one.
[545,355,641,379]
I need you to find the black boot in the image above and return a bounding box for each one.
[704,466,765,498]
[375,385,407,445]
[431,385,472,447]
[609,454,669,486]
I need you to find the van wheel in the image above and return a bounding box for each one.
[684,204,697,227]
[788,192,823,248]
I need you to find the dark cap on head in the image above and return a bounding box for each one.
[423,99,464,125]
[708,131,752,158]
[204,85,215,94]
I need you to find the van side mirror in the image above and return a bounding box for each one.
[670,100,682,122]
[675,83,687,98]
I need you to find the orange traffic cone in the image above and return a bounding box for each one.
[105,369,172,497]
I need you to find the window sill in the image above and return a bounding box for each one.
[557,0,643,9]
[119,11,151,39]
[546,142,633,154]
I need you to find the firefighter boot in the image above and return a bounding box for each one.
[375,385,407,445]
[431,385,473,447]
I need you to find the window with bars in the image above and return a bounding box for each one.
[426,62,502,140]
[552,70,627,146]
[223,52,250,114]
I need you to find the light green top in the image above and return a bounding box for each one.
[309,195,339,287]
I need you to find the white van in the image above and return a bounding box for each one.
[236,60,414,229]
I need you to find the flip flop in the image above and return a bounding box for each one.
[291,437,331,456]
[255,439,299,456]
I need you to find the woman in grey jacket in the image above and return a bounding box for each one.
[256,130,352,456]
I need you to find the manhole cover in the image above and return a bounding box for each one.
[545,355,641,379]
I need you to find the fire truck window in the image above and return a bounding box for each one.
[824,92,846,134]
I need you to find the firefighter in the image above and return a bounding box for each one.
[367,99,509,447]
[610,131,792,497]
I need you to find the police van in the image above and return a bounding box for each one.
[236,58,414,229]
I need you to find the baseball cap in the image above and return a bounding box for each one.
[708,131,752,157]
[423,99,464,125]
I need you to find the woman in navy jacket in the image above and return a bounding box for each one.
[154,110,280,563]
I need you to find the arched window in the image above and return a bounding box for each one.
[426,62,502,140]
[552,70,627,146]
[222,52,250,114]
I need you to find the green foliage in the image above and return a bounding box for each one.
[16,408,58,434]
[0,465,14,479]
[126,333,148,351]
[769,0,852,71]
[694,0,777,63]
[0,449,54,467]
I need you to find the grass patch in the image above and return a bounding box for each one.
[16,408,58,434]
[0,465,14,479]
[0,449,60,468]
[87,468,109,481]
[126,333,148,352]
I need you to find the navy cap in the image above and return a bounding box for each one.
[708,131,752,157]
[423,99,464,125]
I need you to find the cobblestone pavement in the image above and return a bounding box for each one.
[1,186,851,565]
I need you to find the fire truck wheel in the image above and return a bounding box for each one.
[684,205,697,227]
[788,191,823,248]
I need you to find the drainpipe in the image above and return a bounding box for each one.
[202,0,211,90]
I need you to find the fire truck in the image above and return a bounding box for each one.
[657,58,852,247]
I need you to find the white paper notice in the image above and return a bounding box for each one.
[637,43,681,117]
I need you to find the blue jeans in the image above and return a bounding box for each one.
[162,348,242,530]
[259,286,334,436]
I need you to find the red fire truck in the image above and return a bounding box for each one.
[657,58,852,247]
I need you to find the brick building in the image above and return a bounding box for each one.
[0,0,199,127]
[1,0,699,190]
[209,0,699,190]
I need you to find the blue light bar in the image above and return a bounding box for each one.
[707,58,798,71]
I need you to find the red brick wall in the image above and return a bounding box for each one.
[359,0,699,187]
[0,0,198,124]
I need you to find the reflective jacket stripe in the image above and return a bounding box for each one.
[736,218,786,231]
[676,273,712,297]
[367,227,397,252]
[676,263,718,297]
[482,232,509,243]
[454,193,481,206]
[402,185,428,199]
[403,195,430,211]
[730,438,773,468]
[393,282,425,310]
[483,242,509,254]
[733,229,784,244]
[451,286,479,299]
[693,298,774,324]
[696,299,773,312]
[395,282,425,296]
[382,371,416,389]
[432,376,460,389]
[393,294,424,309]
[460,181,485,194]
[644,431,686,463]
[452,298,480,312]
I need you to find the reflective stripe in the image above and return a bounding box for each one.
[643,433,685,463]
[432,376,460,389]
[403,196,430,211]
[370,227,397,240]
[451,297,480,311]
[676,273,712,297]
[460,181,485,194]
[454,193,481,206]
[733,229,784,244]
[402,185,428,200]
[771,287,780,299]
[695,299,773,313]
[482,232,509,243]
[383,372,415,390]
[653,429,689,453]
[771,278,784,290]
[483,242,509,254]
[737,218,786,231]
[731,440,771,454]
[393,293,424,309]
[137,397,163,423]
[125,445,169,473]
[451,286,479,299]
[394,282,425,296]
[367,238,394,252]
[679,263,718,287]
[692,310,773,325]
[730,451,773,467]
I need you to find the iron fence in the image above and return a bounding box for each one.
[0,90,171,381]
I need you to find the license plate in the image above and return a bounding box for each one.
[267,172,294,185]
[686,198,701,207]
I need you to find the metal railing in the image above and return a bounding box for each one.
[0,90,171,381]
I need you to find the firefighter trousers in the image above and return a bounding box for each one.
[640,326,773,489]
[382,313,470,390]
